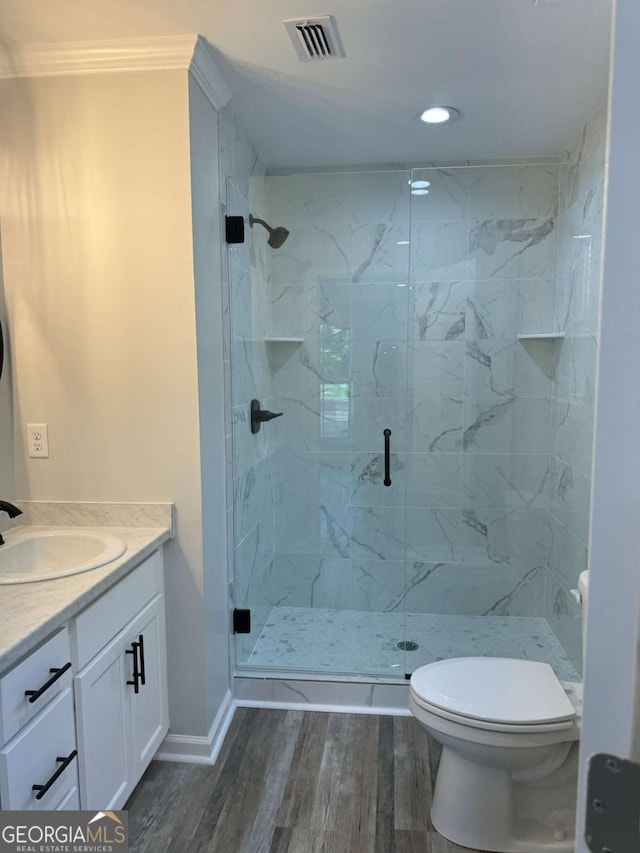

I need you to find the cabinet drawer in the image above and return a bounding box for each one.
[0,688,78,810]
[72,551,163,669]
[0,628,72,744]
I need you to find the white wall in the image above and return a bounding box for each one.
[0,69,219,738]
[0,239,13,497]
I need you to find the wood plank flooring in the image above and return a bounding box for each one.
[127,708,479,853]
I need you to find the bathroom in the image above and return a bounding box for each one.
[0,0,639,850]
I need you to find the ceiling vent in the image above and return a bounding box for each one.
[283,16,346,62]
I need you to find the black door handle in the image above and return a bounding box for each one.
[138,634,146,686]
[32,750,78,800]
[24,662,72,704]
[126,642,141,694]
[384,429,392,487]
[251,399,283,433]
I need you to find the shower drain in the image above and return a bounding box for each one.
[397,640,419,651]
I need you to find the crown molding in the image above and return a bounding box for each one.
[190,36,232,110]
[0,34,232,108]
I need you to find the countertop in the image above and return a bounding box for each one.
[0,524,171,673]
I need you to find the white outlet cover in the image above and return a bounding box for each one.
[27,423,49,458]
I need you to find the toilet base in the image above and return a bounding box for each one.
[431,744,578,852]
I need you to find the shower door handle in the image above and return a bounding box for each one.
[384,429,392,487]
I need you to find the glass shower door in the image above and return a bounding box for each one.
[230,169,415,678]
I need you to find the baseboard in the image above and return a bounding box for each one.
[155,689,236,764]
[236,698,411,716]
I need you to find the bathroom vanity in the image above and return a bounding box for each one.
[0,519,171,811]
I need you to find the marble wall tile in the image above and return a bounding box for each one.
[553,335,597,404]
[410,221,470,282]
[351,223,411,284]
[468,165,559,220]
[465,339,553,398]
[272,556,351,609]
[545,573,583,676]
[350,397,406,452]
[410,168,470,222]
[350,506,406,561]
[349,285,408,341]
[402,562,546,617]
[547,515,588,591]
[232,338,272,405]
[466,280,555,339]
[270,222,353,286]
[554,398,594,475]
[406,508,462,562]
[406,395,464,452]
[271,283,350,339]
[350,451,462,508]
[351,559,406,611]
[469,218,557,280]
[271,340,349,400]
[463,454,552,510]
[351,341,406,397]
[235,512,275,609]
[271,395,346,452]
[407,341,465,397]
[408,281,467,341]
[274,451,351,558]
[551,461,591,545]
[234,455,275,545]
[462,508,551,567]
[463,397,553,454]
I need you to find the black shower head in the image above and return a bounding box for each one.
[249,214,290,249]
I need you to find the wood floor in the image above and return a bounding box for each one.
[127,708,480,853]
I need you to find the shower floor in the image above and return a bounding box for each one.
[246,607,580,682]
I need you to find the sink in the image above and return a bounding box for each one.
[0,528,127,584]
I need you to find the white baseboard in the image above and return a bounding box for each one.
[236,698,411,716]
[155,689,236,764]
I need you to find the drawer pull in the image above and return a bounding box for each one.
[24,662,72,704]
[32,749,77,800]
[126,642,141,694]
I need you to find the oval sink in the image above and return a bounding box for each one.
[0,528,127,584]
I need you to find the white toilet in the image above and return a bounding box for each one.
[409,572,588,853]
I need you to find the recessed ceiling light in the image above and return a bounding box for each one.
[419,106,460,125]
[411,189,430,196]
[411,180,431,189]
[396,240,410,245]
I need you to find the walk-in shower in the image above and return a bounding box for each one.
[226,111,605,685]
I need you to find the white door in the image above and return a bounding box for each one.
[74,632,130,810]
[125,595,169,778]
[577,0,640,848]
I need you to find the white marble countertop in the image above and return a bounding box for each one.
[0,524,171,673]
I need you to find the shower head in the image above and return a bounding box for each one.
[249,214,290,249]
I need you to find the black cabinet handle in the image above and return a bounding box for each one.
[138,634,146,686]
[24,662,72,704]
[126,642,141,694]
[32,750,77,800]
[384,429,392,487]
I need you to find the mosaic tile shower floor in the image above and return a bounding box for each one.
[245,607,580,682]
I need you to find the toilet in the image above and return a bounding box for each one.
[409,571,588,853]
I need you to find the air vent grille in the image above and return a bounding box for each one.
[283,16,346,62]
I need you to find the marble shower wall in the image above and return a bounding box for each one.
[219,105,276,660]
[264,164,560,618]
[547,105,607,673]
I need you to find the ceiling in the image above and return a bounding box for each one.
[0,0,612,169]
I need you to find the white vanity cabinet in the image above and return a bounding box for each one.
[0,545,169,812]
[72,550,169,809]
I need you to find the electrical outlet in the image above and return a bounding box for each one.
[27,423,49,458]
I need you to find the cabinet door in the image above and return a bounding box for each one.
[125,595,169,779]
[74,633,129,810]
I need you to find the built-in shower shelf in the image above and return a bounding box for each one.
[517,333,565,341]
[264,336,304,344]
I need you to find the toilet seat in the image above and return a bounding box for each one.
[410,658,576,734]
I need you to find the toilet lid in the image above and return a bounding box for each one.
[410,658,576,726]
